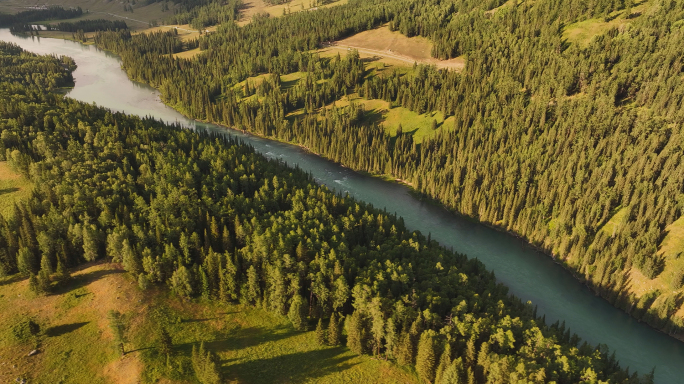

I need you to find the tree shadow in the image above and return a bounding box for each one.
[45,322,89,337]
[0,187,19,196]
[181,317,220,323]
[176,323,297,355]
[0,274,24,287]
[225,347,358,383]
[51,268,124,295]
[127,346,154,354]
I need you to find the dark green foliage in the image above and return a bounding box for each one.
[12,316,41,342]
[0,43,656,383]
[10,19,127,34]
[191,342,223,384]
[0,6,83,27]
[158,327,173,356]
[87,0,684,340]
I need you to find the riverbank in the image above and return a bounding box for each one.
[3,29,683,381]
[107,44,684,347]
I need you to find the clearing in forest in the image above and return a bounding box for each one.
[563,0,652,46]
[238,0,349,26]
[0,161,33,219]
[322,26,465,70]
[0,263,145,383]
[0,261,420,383]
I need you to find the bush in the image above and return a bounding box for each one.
[12,316,41,342]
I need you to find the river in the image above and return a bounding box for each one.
[1,30,682,383]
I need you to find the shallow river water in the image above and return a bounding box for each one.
[2,30,683,383]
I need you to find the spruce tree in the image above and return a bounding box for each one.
[384,317,397,358]
[40,253,52,275]
[328,312,341,346]
[416,330,437,383]
[288,294,307,331]
[439,357,464,384]
[37,269,51,293]
[316,318,327,345]
[346,311,368,355]
[55,259,70,282]
[395,330,414,365]
[435,343,451,384]
[158,327,173,356]
[28,273,40,294]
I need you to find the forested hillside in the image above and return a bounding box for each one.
[0,42,658,383]
[83,0,684,338]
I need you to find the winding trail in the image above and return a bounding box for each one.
[322,42,465,70]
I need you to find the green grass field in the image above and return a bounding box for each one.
[136,294,419,383]
[0,263,141,383]
[0,161,33,219]
[0,261,419,384]
[562,0,652,47]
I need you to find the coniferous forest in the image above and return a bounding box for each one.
[0,42,658,383]
[84,0,684,338]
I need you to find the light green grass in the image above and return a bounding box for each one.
[562,1,651,47]
[0,161,33,219]
[599,206,629,237]
[0,265,127,384]
[135,297,419,384]
[312,94,453,143]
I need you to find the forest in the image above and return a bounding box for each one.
[84,0,684,338]
[0,42,658,383]
[0,6,83,27]
[9,20,128,34]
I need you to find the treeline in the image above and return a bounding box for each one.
[9,19,128,34]
[88,0,684,336]
[0,6,83,27]
[0,43,656,383]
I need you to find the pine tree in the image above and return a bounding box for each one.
[346,311,368,355]
[395,330,414,365]
[316,318,327,345]
[384,317,397,358]
[328,312,341,346]
[28,273,40,294]
[439,357,464,384]
[158,327,173,356]
[55,259,70,282]
[40,253,52,275]
[435,343,451,384]
[37,268,51,293]
[416,330,437,383]
[288,294,307,330]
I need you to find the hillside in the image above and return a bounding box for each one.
[0,42,658,383]
[74,0,684,341]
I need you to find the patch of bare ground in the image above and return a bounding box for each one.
[324,25,465,70]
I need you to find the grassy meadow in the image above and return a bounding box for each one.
[0,262,419,383]
[0,162,33,219]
